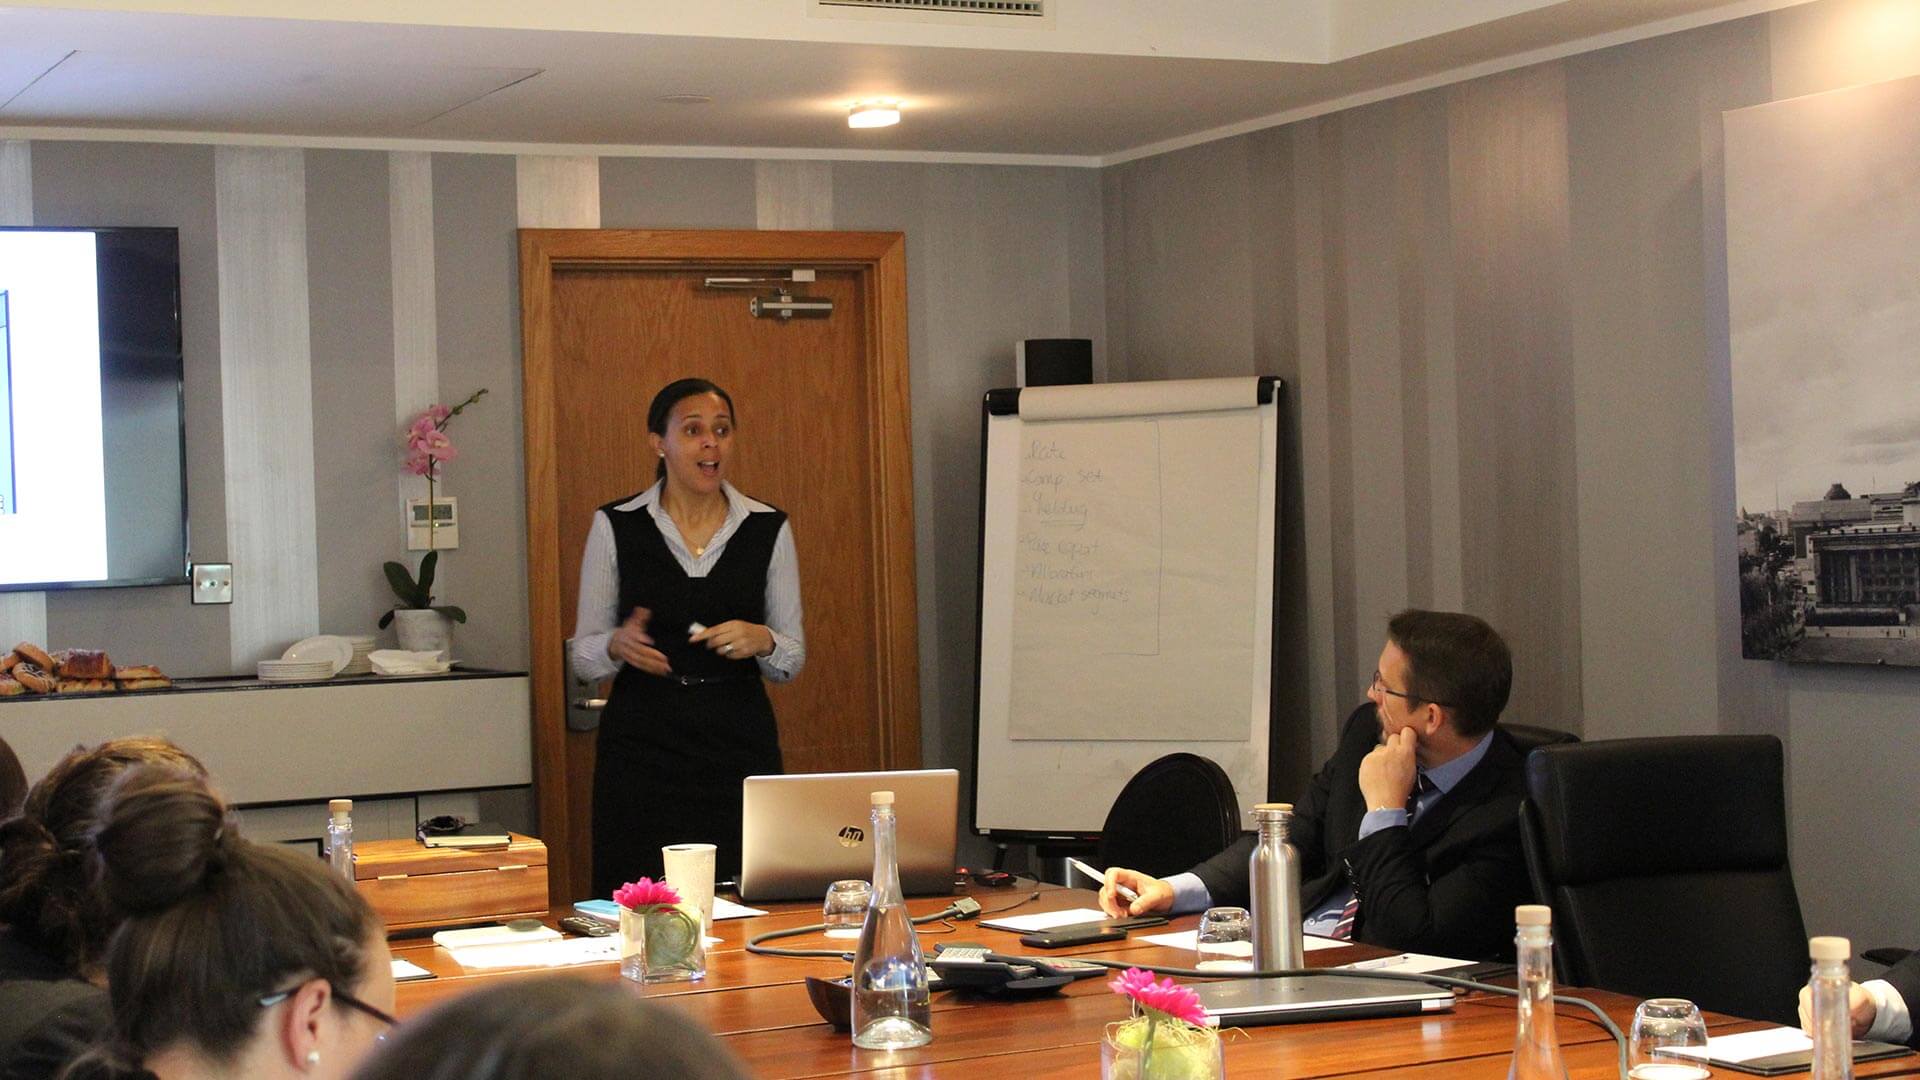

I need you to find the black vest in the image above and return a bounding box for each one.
[599,492,786,681]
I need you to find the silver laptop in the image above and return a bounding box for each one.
[738,769,959,902]
[1193,975,1454,1026]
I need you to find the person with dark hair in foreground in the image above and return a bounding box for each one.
[0,736,25,819]
[0,737,207,1080]
[1099,609,1532,961]
[349,979,751,1080]
[570,377,807,892]
[61,766,394,1080]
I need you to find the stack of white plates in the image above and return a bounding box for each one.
[257,658,336,683]
[339,635,378,676]
[282,635,354,675]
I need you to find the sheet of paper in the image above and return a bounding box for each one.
[1661,1027,1811,1063]
[978,907,1110,933]
[713,897,767,920]
[430,925,562,949]
[390,958,434,981]
[447,936,622,970]
[1335,951,1475,975]
[1135,930,1343,952]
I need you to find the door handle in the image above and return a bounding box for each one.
[564,642,605,730]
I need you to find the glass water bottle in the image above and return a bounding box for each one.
[851,790,932,1050]
[1808,936,1854,1080]
[325,799,354,881]
[1509,904,1571,1080]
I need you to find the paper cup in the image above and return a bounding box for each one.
[662,843,717,932]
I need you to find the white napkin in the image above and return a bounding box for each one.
[368,649,452,675]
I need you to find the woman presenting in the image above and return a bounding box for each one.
[570,378,805,895]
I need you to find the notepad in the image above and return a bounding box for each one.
[1659,1027,1912,1077]
[1335,951,1477,974]
[978,907,1110,933]
[391,958,435,982]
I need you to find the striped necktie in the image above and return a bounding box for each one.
[1331,773,1440,941]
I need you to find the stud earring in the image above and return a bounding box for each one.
[306,1049,322,1066]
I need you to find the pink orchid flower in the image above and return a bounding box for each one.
[403,449,434,477]
[408,415,440,440]
[423,404,452,425]
[1109,967,1211,1028]
[613,877,684,912]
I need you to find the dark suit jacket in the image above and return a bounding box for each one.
[1883,951,1920,1049]
[1190,703,1531,962]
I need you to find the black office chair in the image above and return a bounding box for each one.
[1097,753,1241,880]
[1519,736,1808,1025]
[1504,722,1580,755]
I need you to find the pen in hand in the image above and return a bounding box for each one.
[1065,856,1138,903]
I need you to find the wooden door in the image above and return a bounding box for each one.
[521,230,919,904]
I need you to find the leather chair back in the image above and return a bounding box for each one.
[1520,736,1807,1025]
[1098,753,1242,880]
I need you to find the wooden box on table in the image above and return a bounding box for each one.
[351,834,549,933]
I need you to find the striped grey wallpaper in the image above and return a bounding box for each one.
[0,140,44,649]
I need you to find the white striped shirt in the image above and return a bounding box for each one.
[569,481,805,685]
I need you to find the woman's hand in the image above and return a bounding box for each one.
[608,607,672,676]
[690,620,774,660]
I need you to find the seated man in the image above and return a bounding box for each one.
[1099,608,1531,961]
[1799,951,1919,1049]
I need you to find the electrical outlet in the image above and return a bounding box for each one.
[191,563,233,604]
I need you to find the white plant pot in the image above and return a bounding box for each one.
[392,608,453,662]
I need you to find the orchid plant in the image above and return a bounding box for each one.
[403,388,487,551]
[1105,968,1222,1080]
[381,390,486,628]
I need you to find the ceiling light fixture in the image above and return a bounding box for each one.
[848,101,901,129]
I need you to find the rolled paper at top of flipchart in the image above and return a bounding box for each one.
[1019,377,1261,422]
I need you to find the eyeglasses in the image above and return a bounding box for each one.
[1369,670,1456,710]
[259,982,397,1037]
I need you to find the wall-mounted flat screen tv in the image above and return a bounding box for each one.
[0,226,188,591]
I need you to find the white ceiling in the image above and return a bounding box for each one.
[0,0,1806,162]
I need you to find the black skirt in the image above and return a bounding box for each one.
[590,675,783,898]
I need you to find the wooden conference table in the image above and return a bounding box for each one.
[390,885,1919,1079]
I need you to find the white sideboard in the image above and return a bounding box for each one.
[3,669,531,807]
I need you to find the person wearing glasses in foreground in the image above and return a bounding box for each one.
[1099,609,1532,962]
[62,766,395,1080]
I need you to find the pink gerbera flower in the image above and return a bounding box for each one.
[614,877,684,913]
[1109,967,1212,1028]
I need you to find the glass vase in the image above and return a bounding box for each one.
[1101,1018,1225,1080]
[619,904,705,984]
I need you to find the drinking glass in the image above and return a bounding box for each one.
[1195,906,1254,971]
[1628,998,1711,1080]
[823,879,872,939]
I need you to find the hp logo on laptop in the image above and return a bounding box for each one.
[837,825,865,848]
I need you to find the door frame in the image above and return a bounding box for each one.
[518,229,920,904]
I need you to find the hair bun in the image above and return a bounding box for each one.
[0,814,60,903]
[90,766,230,915]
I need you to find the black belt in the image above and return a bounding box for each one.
[653,672,760,689]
